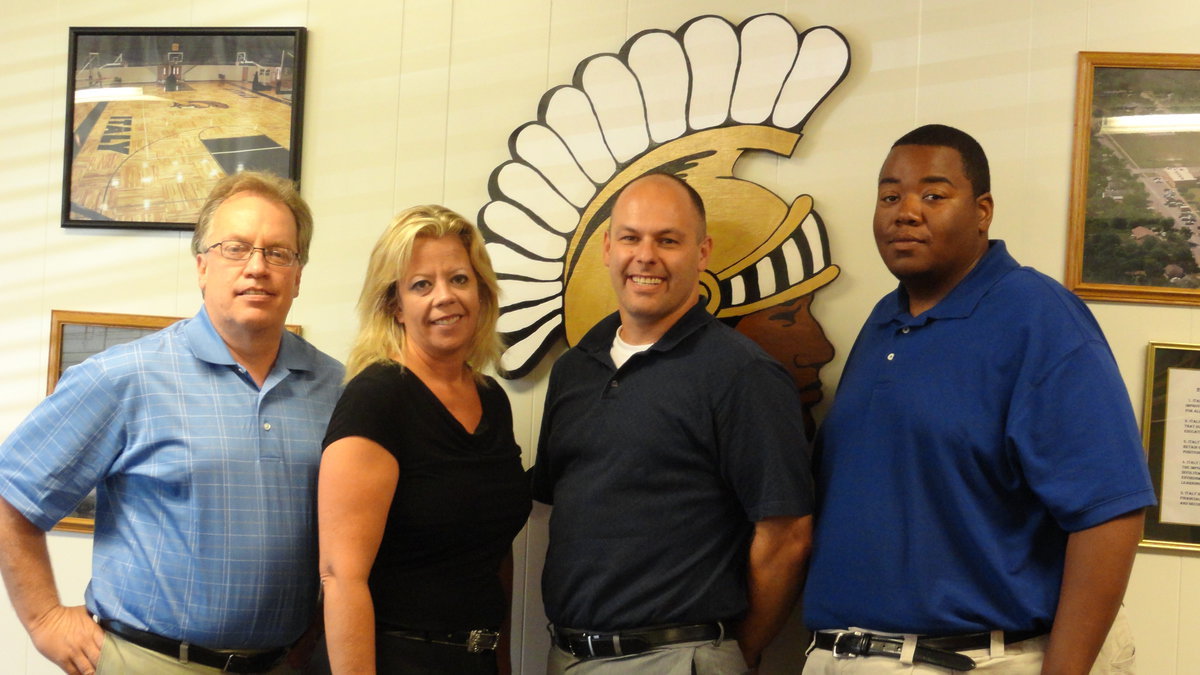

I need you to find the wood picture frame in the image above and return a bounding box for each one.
[1065,51,1200,305]
[1141,341,1200,551]
[47,311,178,533]
[63,27,306,231]
[47,310,301,533]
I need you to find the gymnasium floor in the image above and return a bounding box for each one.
[68,79,294,225]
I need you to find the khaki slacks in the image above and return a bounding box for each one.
[801,608,1136,674]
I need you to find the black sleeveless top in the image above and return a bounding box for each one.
[323,362,531,630]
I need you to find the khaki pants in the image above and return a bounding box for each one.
[97,631,298,675]
[801,608,1136,674]
[547,638,749,674]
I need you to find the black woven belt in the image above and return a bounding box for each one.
[813,628,1046,671]
[381,628,500,653]
[551,622,726,659]
[99,619,287,674]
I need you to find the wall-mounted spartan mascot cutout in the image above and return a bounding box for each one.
[479,13,850,432]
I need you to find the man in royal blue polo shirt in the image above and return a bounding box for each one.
[531,172,814,674]
[802,125,1156,673]
[0,172,343,675]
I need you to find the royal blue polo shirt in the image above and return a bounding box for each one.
[804,241,1155,634]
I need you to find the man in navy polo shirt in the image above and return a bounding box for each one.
[531,172,814,674]
[803,125,1155,673]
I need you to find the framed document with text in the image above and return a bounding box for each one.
[1141,341,1200,551]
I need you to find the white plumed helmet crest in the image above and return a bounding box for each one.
[480,13,851,378]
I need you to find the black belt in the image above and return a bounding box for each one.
[813,628,1047,672]
[551,622,727,659]
[381,628,500,653]
[99,619,288,674]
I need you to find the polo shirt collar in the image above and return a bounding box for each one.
[184,306,311,373]
[578,300,712,358]
[873,240,1019,325]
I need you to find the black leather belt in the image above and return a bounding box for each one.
[381,628,500,653]
[551,622,727,659]
[99,619,288,674]
[813,628,1046,672]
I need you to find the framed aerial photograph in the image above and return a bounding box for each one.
[1140,341,1200,551]
[1065,52,1200,305]
[46,310,302,533]
[62,27,306,231]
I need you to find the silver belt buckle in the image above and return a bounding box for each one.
[832,630,864,659]
[467,629,500,653]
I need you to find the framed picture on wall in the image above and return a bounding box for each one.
[1141,341,1200,551]
[46,310,302,534]
[62,26,307,231]
[47,311,180,533]
[1065,51,1200,305]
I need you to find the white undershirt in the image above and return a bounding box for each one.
[610,326,653,369]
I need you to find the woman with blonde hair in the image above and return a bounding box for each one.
[318,205,530,674]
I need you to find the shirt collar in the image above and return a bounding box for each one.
[184,306,311,373]
[578,300,713,358]
[870,240,1019,326]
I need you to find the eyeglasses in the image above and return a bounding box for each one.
[205,241,299,267]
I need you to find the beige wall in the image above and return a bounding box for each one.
[2,1,1198,673]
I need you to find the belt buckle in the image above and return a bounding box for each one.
[569,633,604,658]
[832,630,864,659]
[467,629,500,654]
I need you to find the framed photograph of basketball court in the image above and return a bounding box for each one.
[46,310,303,533]
[62,27,307,231]
[1066,52,1200,306]
[1140,341,1200,551]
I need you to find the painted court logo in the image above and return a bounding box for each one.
[479,13,850,420]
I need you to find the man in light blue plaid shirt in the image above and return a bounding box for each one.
[0,172,343,675]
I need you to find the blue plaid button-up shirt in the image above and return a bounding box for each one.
[0,307,343,648]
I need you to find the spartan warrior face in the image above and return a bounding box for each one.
[479,13,848,422]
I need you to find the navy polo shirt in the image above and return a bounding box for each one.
[804,241,1155,634]
[532,301,813,631]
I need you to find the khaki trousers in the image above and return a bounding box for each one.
[547,638,749,674]
[97,631,298,675]
[801,608,1136,674]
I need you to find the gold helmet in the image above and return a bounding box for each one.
[480,14,850,377]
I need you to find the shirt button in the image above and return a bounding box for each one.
[887,353,895,361]
[901,327,910,334]
[263,422,272,431]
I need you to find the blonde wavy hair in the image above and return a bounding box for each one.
[345,205,502,382]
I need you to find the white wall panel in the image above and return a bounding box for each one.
[297,0,406,355]
[1126,551,1181,673]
